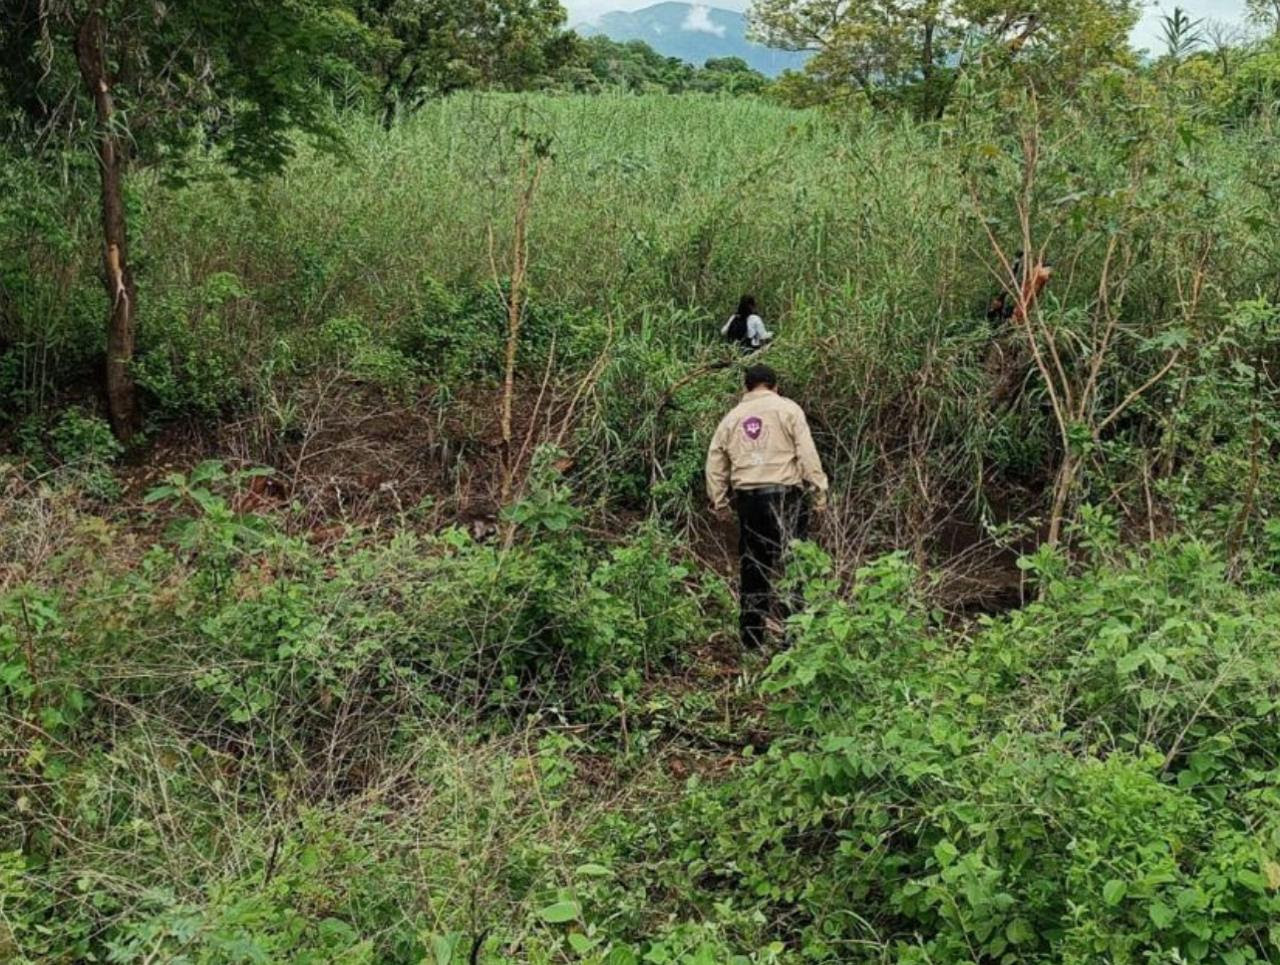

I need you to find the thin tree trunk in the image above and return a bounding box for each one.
[76,8,138,441]
[380,78,398,130]
[1046,452,1078,549]
[498,148,546,505]
[921,19,936,116]
[379,54,418,130]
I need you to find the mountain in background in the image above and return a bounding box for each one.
[577,2,810,78]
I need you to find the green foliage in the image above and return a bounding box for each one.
[640,541,1280,961]
[751,0,1141,115]
[4,406,124,497]
[0,461,726,961]
[314,314,418,391]
[1159,6,1206,63]
[133,273,252,418]
[1233,38,1280,116]
[23,455,722,733]
[6,45,1280,965]
[357,0,576,123]
[48,406,123,499]
[0,148,102,419]
[0,588,89,749]
[1147,298,1280,547]
[3,1,369,179]
[8,88,1276,549]
[48,405,120,468]
[557,36,772,95]
[390,280,539,384]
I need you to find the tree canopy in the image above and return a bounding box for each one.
[750,0,1140,113]
[1248,0,1280,33]
[356,0,576,125]
[0,0,369,435]
[556,35,771,94]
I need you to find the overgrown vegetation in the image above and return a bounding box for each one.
[5,1,1280,960]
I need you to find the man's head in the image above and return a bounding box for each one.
[744,364,778,392]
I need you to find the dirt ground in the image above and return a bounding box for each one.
[12,373,1034,620]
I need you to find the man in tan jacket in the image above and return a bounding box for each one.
[705,364,828,648]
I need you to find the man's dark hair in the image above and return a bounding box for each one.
[744,364,778,391]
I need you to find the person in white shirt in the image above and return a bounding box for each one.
[722,295,773,352]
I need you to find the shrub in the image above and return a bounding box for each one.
[25,456,725,738]
[47,407,122,499]
[657,542,1280,962]
[1232,41,1280,117]
[0,460,728,962]
[134,307,242,420]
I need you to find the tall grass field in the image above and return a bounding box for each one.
[3,87,1280,962]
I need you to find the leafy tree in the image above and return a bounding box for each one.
[1248,0,1280,34]
[749,0,1140,115]
[693,57,771,95]
[555,37,769,95]
[768,67,830,106]
[561,35,695,93]
[750,0,946,102]
[0,0,366,439]
[356,0,576,126]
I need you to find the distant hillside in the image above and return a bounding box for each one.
[577,2,810,78]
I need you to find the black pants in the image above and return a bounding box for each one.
[736,487,810,648]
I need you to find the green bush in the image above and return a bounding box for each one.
[49,406,120,464]
[0,461,727,962]
[134,274,249,418]
[649,542,1280,962]
[1232,41,1280,118]
[46,407,123,499]
[23,455,723,737]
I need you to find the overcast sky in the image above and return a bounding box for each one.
[562,1,1253,53]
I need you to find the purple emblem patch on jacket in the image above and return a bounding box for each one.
[742,417,763,440]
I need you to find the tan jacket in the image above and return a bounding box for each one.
[705,388,829,511]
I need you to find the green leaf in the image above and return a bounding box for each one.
[538,900,581,924]
[431,932,460,964]
[190,488,220,512]
[932,840,959,867]
[143,485,180,505]
[1005,918,1035,944]
[575,863,614,878]
[1149,900,1176,929]
[1116,650,1146,675]
[568,932,596,954]
[1103,879,1127,906]
[190,460,227,484]
[1236,869,1268,894]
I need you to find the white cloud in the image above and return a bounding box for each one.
[682,5,727,36]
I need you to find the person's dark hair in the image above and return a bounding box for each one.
[744,364,777,391]
[735,295,758,321]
